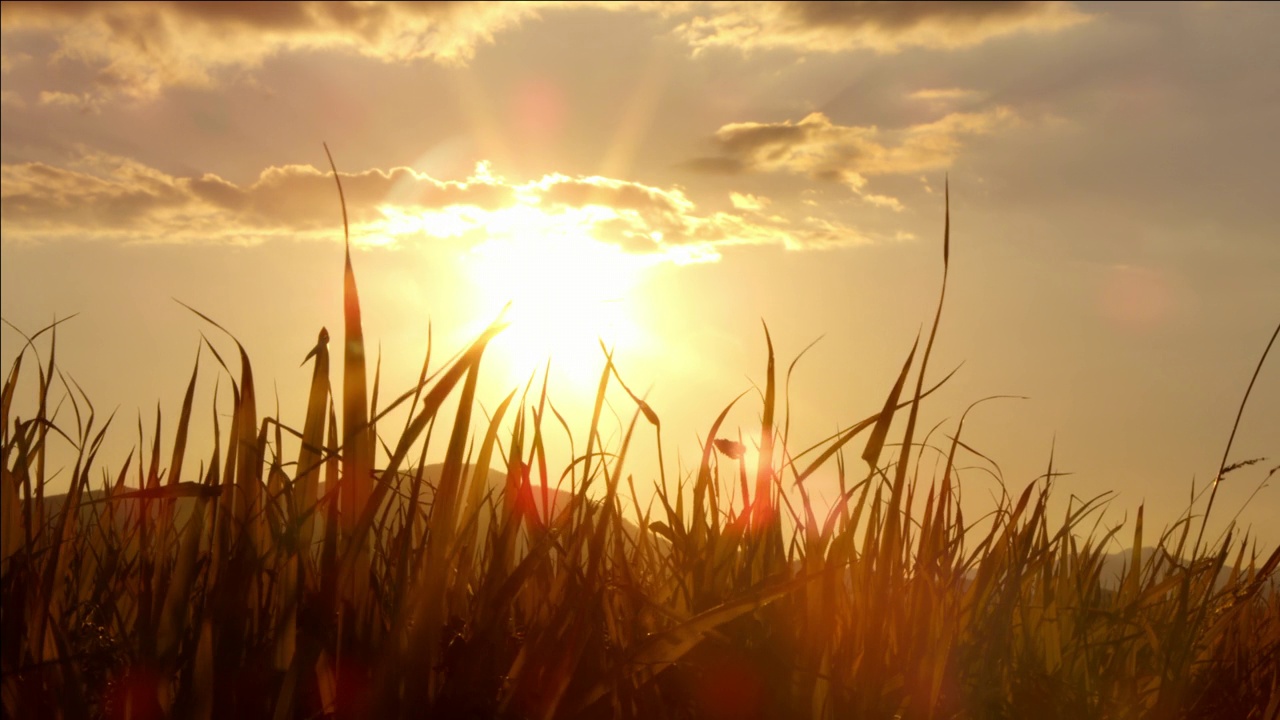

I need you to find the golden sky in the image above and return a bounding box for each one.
[2,1,1277,548]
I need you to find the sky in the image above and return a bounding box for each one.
[2,1,1277,551]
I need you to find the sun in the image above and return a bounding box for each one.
[463,209,647,389]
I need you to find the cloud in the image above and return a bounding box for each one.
[675,1,1091,55]
[37,90,102,114]
[0,152,518,245]
[0,150,891,259]
[729,192,769,211]
[686,107,1017,207]
[0,1,543,99]
[908,87,981,102]
[862,193,904,212]
[678,157,746,175]
[0,2,1093,102]
[532,174,696,217]
[791,217,876,250]
[0,1,1094,113]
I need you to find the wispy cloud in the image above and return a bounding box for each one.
[729,192,770,212]
[37,90,101,114]
[0,2,1091,104]
[0,1,543,99]
[686,107,1017,208]
[908,87,982,102]
[0,152,516,242]
[0,150,888,259]
[674,1,1091,55]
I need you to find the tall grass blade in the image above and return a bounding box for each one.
[324,144,375,611]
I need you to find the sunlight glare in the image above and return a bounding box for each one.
[464,208,647,387]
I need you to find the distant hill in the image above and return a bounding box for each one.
[1096,546,1277,592]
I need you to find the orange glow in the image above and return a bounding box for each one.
[462,204,647,388]
[1098,264,1175,330]
[513,76,567,141]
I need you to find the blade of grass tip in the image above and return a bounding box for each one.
[113,448,134,496]
[147,403,162,489]
[173,301,251,362]
[940,395,1025,496]
[754,322,777,530]
[336,318,505,590]
[137,411,146,490]
[190,334,221,377]
[582,344,615,503]
[171,302,261,547]
[54,366,84,450]
[370,341,382,440]
[462,389,517,541]
[202,382,225,577]
[546,398,576,490]
[324,143,375,605]
[912,416,946,491]
[1,314,79,357]
[401,322,432,437]
[863,336,919,473]
[604,340,659,428]
[1194,319,1278,553]
[1,351,22,452]
[431,357,483,562]
[588,407,641,579]
[362,351,482,443]
[1126,504,1144,601]
[1,320,77,464]
[35,331,53,525]
[298,328,330,552]
[888,180,951,540]
[0,316,62,517]
[167,344,201,488]
[604,343,666,522]
[696,391,749,546]
[790,362,959,473]
[835,444,847,522]
[231,342,262,555]
[536,358,553,526]
[1223,463,1280,533]
[782,334,823,479]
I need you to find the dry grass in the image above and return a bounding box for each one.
[2,173,1277,720]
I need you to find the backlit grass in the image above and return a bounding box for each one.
[2,167,1277,719]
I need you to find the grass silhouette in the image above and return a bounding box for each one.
[1,164,1277,719]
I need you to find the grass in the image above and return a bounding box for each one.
[1,167,1278,719]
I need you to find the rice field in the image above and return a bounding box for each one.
[2,172,1277,719]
